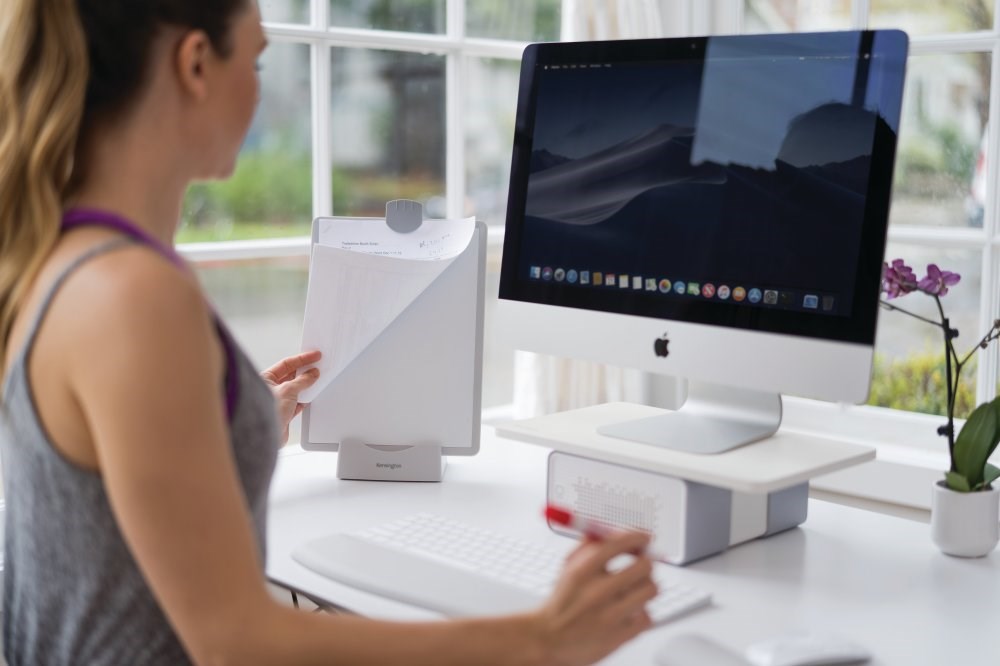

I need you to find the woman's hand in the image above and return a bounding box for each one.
[261,350,322,444]
[532,530,657,666]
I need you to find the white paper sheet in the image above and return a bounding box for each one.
[298,217,476,403]
[317,217,474,259]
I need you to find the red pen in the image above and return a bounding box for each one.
[544,504,616,540]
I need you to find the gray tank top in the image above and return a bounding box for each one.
[0,239,281,665]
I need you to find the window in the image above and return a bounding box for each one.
[328,0,447,33]
[870,0,994,35]
[743,0,852,32]
[180,42,312,243]
[328,48,447,218]
[184,0,560,414]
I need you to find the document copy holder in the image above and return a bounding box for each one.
[300,201,486,482]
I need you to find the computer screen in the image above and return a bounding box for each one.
[498,31,908,453]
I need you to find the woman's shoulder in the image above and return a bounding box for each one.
[52,237,227,405]
[47,234,217,356]
[68,237,203,312]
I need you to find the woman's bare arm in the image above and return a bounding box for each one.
[67,249,655,666]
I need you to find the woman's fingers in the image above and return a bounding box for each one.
[563,531,651,583]
[262,350,322,384]
[276,367,320,400]
[564,554,654,623]
[588,555,654,607]
[535,530,657,665]
[599,570,658,624]
[607,607,654,647]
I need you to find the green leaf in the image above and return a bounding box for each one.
[945,471,972,492]
[983,463,1000,489]
[954,402,997,487]
[988,397,1000,460]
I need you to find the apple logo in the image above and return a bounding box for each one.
[654,333,670,357]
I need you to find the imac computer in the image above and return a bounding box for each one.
[498,30,908,454]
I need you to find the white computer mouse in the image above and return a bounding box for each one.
[744,632,871,666]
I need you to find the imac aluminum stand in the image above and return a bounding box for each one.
[336,442,447,482]
[597,382,782,454]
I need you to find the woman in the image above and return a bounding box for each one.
[0,1,657,664]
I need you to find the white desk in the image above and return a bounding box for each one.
[267,428,999,665]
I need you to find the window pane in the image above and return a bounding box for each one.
[260,0,310,24]
[870,0,993,35]
[870,245,981,418]
[467,0,561,42]
[197,257,309,440]
[743,0,851,32]
[464,57,519,226]
[179,43,312,243]
[329,0,446,33]
[199,257,308,367]
[892,53,989,228]
[330,49,446,217]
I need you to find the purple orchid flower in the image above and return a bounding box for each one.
[881,259,917,299]
[917,264,961,296]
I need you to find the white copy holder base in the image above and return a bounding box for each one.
[336,442,447,482]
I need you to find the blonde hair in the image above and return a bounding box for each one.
[0,0,88,375]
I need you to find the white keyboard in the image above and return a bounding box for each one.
[292,513,711,623]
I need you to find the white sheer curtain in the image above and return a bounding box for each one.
[511,0,682,419]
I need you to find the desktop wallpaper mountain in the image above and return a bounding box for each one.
[518,47,899,298]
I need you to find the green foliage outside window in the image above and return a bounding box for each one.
[179,152,312,243]
[176,150,445,244]
[466,0,560,41]
[934,124,978,186]
[868,351,977,418]
[895,121,977,196]
[872,0,993,33]
[329,0,445,32]
[332,171,443,218]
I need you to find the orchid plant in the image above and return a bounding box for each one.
[881,259,1000,492]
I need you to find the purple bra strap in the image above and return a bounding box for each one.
[61,208,239,421]
[62,208,186,269]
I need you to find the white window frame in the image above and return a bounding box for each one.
[181,0,1000,511]
[180,0,525,419]
[180,0,527,259]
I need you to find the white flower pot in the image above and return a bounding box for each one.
[930,482,999,557]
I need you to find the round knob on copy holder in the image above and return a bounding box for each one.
[386,199,424,234]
